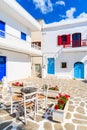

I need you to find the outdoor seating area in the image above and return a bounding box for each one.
[0,79,60,125]
[0,77,87,130]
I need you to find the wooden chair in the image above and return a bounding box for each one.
[36,85,49,112]
[9,86,23,114]
[20,91,37,124]
[0,86,11,110]
[0,79,22,112]
[9,86,37,124]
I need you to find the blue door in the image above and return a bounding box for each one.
[47,58,55,74]
[74,62,84,79]
[0,56,6,81]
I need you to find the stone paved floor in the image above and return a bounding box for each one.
[0,76,87,130]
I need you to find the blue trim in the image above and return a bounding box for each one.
[0,20,5,38]
[0,56,6,81]
[21,32,26,41]
[47,58,55,74]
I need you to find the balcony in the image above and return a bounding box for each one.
[31,42,41,50]
[62,39,87,48]
[0,30,42,56]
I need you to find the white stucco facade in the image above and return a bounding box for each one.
[0,0,87,81]
[0,49,31,81]
[0,0,42,81]
[42,20,87,79]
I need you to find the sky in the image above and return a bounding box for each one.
[16,0,87,24]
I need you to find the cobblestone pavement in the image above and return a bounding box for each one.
[0,76,87,130]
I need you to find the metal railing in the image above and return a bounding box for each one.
[31,42,41,50]
[61,39,87,48]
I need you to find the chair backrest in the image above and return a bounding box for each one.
[37,84,49,99]
[23,91,37,103]
[23,81,34,87]
[1,85,11,106]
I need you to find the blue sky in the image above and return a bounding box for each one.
[16,0,87,24]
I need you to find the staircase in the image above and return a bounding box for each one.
[54,46,62,58]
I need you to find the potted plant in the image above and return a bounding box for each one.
[42,84,59,97]
[49,85,59,91]
[12,82,23,87]
[53,93,70,122]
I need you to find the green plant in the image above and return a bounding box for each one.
[42,84,59,91]
[0,81,2,84]
[49,85,59,91]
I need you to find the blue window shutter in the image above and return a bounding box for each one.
[21,32,26,40]
[0,20,5,37]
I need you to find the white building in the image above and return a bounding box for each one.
[0,0,42,81]
[42,20,87,79]
[0,0,87,81]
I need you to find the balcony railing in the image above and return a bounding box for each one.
[0,30,41,50]
[62,39,87,48]
[31,42,41,50]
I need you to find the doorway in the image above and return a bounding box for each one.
[0,56,6,81]
[47,58,55,74]
[74,62,84,79]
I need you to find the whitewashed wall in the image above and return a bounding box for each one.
[0,12,31,42]
[0,49,31,81]
[55,51,87,79]
[42,23,87,53]
[42,23,87,79]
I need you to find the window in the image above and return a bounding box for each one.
[57,34,70,46]
[61,62,67,68]
[21,32,26,41]
[0,20,5,38]
[35,64,41,77]
[35,64,41,72]
[72,33,81,47]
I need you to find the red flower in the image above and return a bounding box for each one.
[58,99,65,104]
[55,93,70,110]
[56,96,59,99]
[12,82,23,87]
[64,94,70,99]
[59,93,62,97]
[54,104,59,110]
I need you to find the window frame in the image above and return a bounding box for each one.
[0,20,5,38]
[21,32,26,41]
[61,62,67,68]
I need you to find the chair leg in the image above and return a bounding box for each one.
[10,98,13,114]
[24,100,27,124]
[34,100,36,120]
[36,99,38,113]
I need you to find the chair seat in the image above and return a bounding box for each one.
[20,101,34,108]
[12,95,22,101]
[37,94,46,99]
